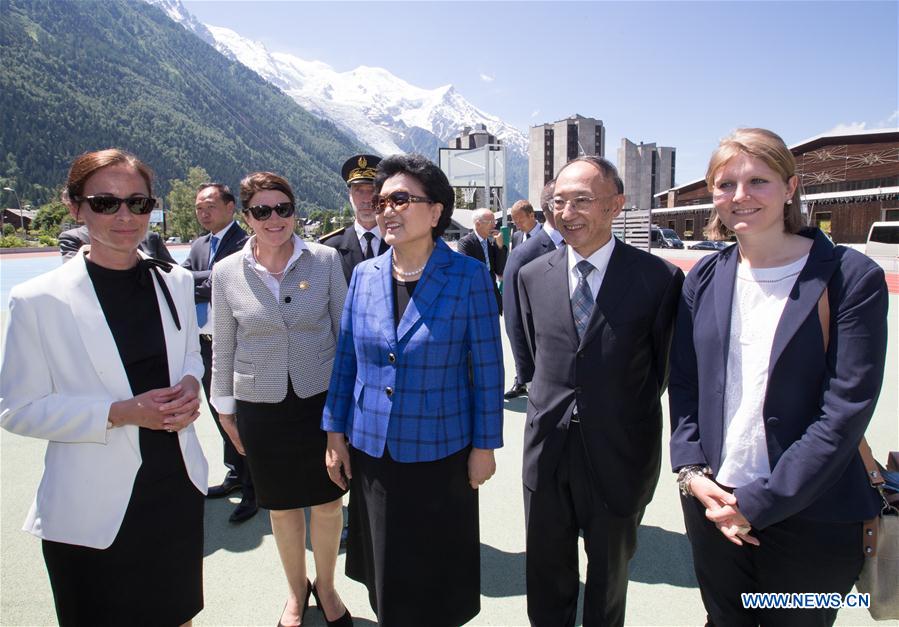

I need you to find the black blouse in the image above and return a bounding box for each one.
[86,258,181,481]
[392,278,418,327]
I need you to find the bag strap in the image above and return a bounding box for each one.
[817,288,882,557]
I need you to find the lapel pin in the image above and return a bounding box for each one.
[298,280,309,290]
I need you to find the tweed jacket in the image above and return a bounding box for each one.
[321,239,504,462]
[669,229,888,529]
[0,250,207,548]
[210,237,347,407]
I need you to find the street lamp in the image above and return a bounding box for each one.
[3,187,24,236]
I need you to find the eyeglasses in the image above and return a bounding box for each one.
[373,191,433,214]
[551,194,618,212]
[76,195,156,215]
[243,202,296,220]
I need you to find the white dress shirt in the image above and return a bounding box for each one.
[566,235,616,300]
[543,224,565,249]
[354,222,382,255]
[199,221,236,335]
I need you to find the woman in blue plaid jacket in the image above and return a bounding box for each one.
[323,154,504,627]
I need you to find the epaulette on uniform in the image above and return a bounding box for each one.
[319,226,347,244]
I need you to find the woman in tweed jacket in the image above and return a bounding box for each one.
[211,172,352,627]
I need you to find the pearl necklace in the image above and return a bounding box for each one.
[392,253,427,278]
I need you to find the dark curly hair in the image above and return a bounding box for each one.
[374,154,454,240]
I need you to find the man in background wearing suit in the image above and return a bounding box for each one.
[457,207,507,314]
[519,156,683,626]
[510,199,542,249]
[183,182,254,523]
[59,224,175,263]
[320,154,388,284]
[501,182,564,399]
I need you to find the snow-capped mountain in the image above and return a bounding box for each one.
[144,0,528,201]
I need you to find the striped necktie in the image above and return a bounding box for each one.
[571,260,594,341]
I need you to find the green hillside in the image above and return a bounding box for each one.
[0,0,365,212]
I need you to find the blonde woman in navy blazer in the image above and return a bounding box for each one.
[669,129,889,627]
[0,149,207,626]
[323,154,504,627]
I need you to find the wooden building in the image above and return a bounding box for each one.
[652,129,899,243]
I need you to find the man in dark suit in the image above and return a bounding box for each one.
[321,154,389,284]
[519,156,683,626]
[510,199,542,249]
[457,207,507,314]
[59,225,175,263]
[183,182,255,523]
[501,182,564,399]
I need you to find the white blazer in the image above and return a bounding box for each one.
[0,250,208,549]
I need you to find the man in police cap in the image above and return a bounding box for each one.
[320,154,389,284]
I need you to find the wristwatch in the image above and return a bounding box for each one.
[677,465,712,497]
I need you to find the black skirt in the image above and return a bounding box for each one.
[236,386,346,510]
[42,431,204,627]
[346,446,480,627]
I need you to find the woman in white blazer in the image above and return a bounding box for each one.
[0,149,208,627]
[210,171,351,627]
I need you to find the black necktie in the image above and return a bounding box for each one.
[362,232,375,260]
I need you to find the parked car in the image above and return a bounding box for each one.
[650,227,685,249]
[689,240,729,251]
[165,236,182,244]
[865,221,899,272]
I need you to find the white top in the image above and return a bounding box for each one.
[199,221,236,335]
[717,254,809,488]
[566,235,615,300]
[353,221,382,254]
[243,234,307,301]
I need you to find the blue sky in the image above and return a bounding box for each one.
[184,0,898,184]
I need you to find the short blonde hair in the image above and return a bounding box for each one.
[704,128,805,240]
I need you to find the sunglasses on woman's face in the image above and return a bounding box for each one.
[373,191,433,214]
[77,195,157,215]
[243,202,296,220]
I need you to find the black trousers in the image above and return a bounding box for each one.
[524,422,641,627]
[681,491,863,627]
[201,336,253,496]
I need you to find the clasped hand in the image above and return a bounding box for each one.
[690,475,760,547]
[108,375,201,432]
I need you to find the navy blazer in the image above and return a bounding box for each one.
[181,222,248,306]
[502,228,556,382]
[322,239,504,462]
[669,229,888,529]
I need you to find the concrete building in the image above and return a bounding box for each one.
[528,114,605,207]
[651,128,899,243]
[617,139,676,210]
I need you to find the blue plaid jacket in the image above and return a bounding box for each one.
[322,238,504,462]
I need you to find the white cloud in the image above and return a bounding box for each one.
[827,121,867,134]
[530,109,540,118]
[479,72,495,83]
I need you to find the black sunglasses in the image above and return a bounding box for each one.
[77,195,156,215]
[374,191,433,214]
[243,202,296,220]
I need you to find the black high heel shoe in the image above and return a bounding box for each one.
[311,581,354,627]
[276,578,312,627]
